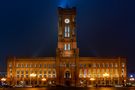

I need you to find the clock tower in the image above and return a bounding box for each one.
[57,7,79,57]
[56,7,79,86]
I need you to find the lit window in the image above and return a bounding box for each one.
[64,44,67,50]
[67,26,70,37]
[30,64,32,67]
[64,44,71,50]
[64,25,70,37]
[39,64,42,68]
[22,64,24,68]
[9,64,12,67]
[122,63,125,67]
[26,64,28,68]
[68,44,70,50]
[115,63,118,67]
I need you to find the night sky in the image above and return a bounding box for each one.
[0,0,135,72]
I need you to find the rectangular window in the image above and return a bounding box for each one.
[39,64,42,68]
[64,44,71,50]
[22,64,25,68]
[68,44,70,50]
[64,26,70,38]
[65,26,68,37]
[26,71,28,74]
[122,63,125,67]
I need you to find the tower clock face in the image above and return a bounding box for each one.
[64,18,70,23]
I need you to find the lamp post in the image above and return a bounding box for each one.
[42,78,46,86]
[103,73,109,86]
[90,78,95,87]
[1,78,6,89]
[30,73,36,87]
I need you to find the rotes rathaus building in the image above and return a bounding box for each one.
[7,7,127,87]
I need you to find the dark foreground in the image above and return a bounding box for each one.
[0,87,135,90]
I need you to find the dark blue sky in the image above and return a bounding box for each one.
[0,0,135,71]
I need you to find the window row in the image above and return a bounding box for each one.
[16,70,56,75]
[79,69,120,74]
[9,64,56,68]
[16,74,56,78]
[79,63,125,68]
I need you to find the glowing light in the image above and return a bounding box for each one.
[30,73,36,77]
[65,18,70,23]
[103,73,109,77]
[130,78,134,81]
[130,75,133,78]
[1,78,6,82]
[42,78,47,81]
[90,78,95,81]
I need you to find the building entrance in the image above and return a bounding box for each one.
[65,71,71,86]
[65,71,70,79]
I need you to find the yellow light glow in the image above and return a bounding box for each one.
[90,78,95,81]
[30,73,36,77]
[42,78,47,81]
[1,78,6,82]
[103,73,109,77]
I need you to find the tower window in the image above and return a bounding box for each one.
[68,44,70,50]
[64,44,71,50]
[64,25,70,37]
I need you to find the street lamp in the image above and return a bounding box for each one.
[42,78,46,81]
[103,73,109,86]
[90,78,95,87]
[42,78,46,86]
[1,78,6,88]
[30,73,36,86]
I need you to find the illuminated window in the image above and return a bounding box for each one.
[68,44,70,50]
[26,64,28,68]
[64,44,67,50]
[64,25,70,37]
[64,44,71,50]
[9,64,12,67]
[21,64,24,68]
[122,63,125,67]
[39,64,42,68]
[115,63,118,67]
